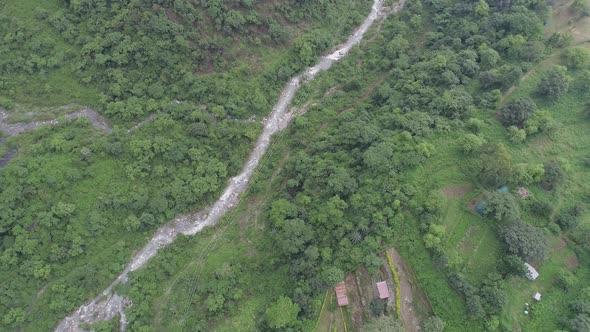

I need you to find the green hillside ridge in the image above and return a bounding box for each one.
[0,0,374,330]
[2,0,590,331]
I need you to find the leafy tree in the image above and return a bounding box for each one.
[555,206,582,230]
[536,66,570,101]
[499,221,547,262]
[435,88,475,120]
[269,199,298,228]
[423,316,446,332]
[274,219,314,256]
[474,0,490,16]
[124,214,140,232]
[478,144,513,187]
[529,199,553,217]
[499,97,537,128]
[265,296,300,329]
[466,294,486,319]
[479,284,507,315]
[484,191,521,223]
[499,255,527,277]
[478,45,500,70]
[542,160,565,191]
[321,266,344,286]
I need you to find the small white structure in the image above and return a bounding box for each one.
[525,263,539,281]
[533,292,542,301]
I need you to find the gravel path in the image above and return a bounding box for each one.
[55,1,404,330]
[0,108,112,137]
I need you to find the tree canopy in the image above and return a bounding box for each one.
[499,221,547,262]
[499,97,537,128]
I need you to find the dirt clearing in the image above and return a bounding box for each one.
[441,184,473,199]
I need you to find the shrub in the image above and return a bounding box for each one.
[422,316,446,332]
[529,199,553,217]
[466,118,484,133]
[547,32,574,48]
[459,133,485,154]
[579,70,590,94]
[507,126,526,143]
[547,222,561,235]
[573,0,590,17]
[564,48,590,69]
[555,206,583,230]
[386,251,402,319]
[369,299,386,317]
[525,111,556,135]
[556,270,577,290]
[0,97,15,110]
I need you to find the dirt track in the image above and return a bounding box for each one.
[388,247,422,332]
[0,108,112,137]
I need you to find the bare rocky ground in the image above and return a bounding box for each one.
[0,108,112,137]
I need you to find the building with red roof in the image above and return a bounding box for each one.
[376,281,390,299]
[334,281,349,307]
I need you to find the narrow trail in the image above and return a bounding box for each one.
[55,1,405,330]
[0,108,112,136]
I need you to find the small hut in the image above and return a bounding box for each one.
[533,292,542,301]
[518,187,530,199]
[334,281,349,307]
[524,263,539,281]
[376,281,390,299]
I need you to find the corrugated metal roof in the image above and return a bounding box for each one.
[334,281,349,306]
[525,262,539,280]
[376,281,390,299]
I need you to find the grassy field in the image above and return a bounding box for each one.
[403,1,590,328]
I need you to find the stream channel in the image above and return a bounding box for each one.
[56,1,404,330]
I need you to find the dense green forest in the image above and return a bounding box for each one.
[2,0,590,331]
[0,0,374,330]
